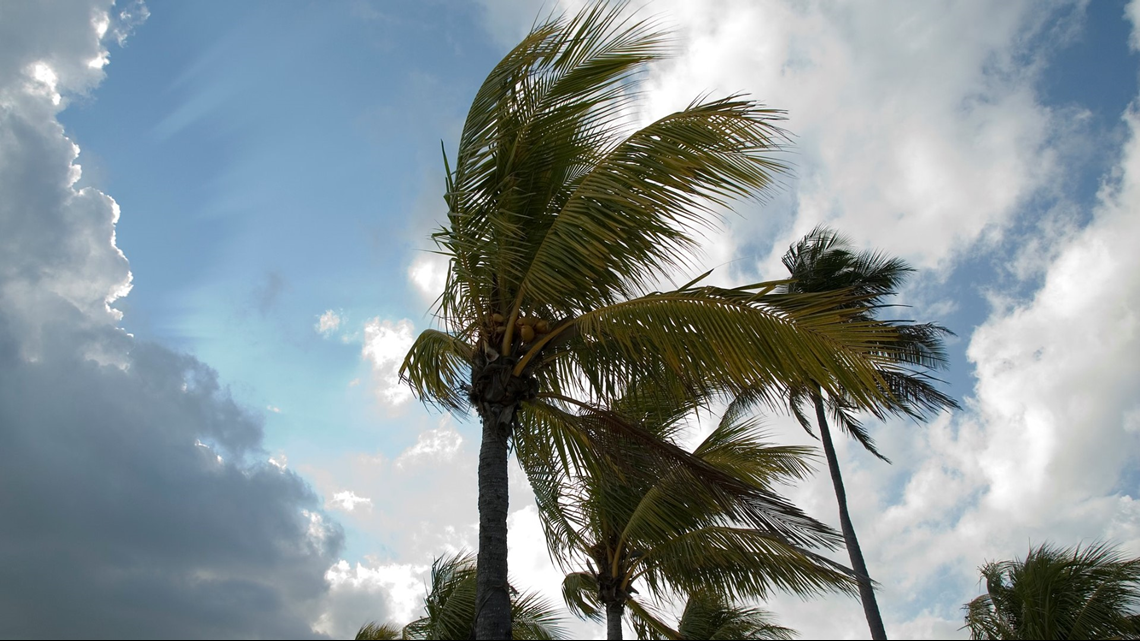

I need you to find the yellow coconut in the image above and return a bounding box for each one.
[492,313,504,324]
[535,319,550,334]
[520,325,536,343]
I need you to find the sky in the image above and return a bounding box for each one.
[2,0,1139,638]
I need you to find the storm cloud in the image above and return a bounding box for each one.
[0,1,344,637]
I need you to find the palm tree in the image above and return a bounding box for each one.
[630,592,797,640]
[355,552,566,640]
[401,6,907,638]
[963,542,1140,640]
[749,227,958,640]
[552,400,856,640]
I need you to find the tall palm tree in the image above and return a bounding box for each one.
[552,400,856,640]
[401,6,907,638]
[753,227,960,640]
[355,552,566,640]
[631,592,797,640]
[963,542,1140,640]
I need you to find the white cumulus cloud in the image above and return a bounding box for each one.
[361,317,416,406]
[330,489,374,513]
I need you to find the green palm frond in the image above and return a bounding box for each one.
[627,596,683,640]
[511,590,569,640]
[508,96,788,322]
[562,571,604,622]
[675,592,797,640]
[633,526,855,602]
[520,395,842,552]
[387,552,567,640]
[401,328,474,411]
[517,283,901,409]
[963,542,1140,640]
[355,621,403,640]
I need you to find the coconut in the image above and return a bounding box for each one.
[492,312,504,324]
[520,325,535,343]
[535,319,550,334]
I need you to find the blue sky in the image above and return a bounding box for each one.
[4,0,1140,638]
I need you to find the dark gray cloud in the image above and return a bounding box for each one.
[0,324,343,639]
[0,1,346,637]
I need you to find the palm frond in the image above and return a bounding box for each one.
[355,621,403,640]
[518,284,901,411]
[627,596,683,640]
[562,571,604,622]
[676,592,797,640]
[634,526,857,602]
[963,542,1140,640]
[399,328,474,410]
[509,96,789,321]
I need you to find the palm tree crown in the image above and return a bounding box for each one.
[356,552,566,641]
[551,394,856,640]
[632,592,797,640]
[963,542,1140,640]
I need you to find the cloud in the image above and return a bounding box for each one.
[303,409,596,639]
[361,317,416,406]
[329,490,374,513]
[314,560,427,639]
[407,252,448,307]
[0,2,344,637]
[395,421,463,468]
[316,309,342,336]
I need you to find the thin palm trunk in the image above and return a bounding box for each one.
[606,600,625,641]
[813,393,888,640]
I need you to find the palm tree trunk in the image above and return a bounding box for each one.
[606,600,625,641]
[473,358,526,640]
[813,393,888,640]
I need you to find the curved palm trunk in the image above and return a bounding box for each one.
[606,600,625,641]
[473,358,529,640]
[813,393,888,640]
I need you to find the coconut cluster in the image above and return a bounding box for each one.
[490,312,552,345]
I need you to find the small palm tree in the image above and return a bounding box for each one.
[733,227,959,640]
[549,398,856,640]
[356,552,566,640]
[401,5,911,636]
[630,592,796,640]
[963,542,1140,640]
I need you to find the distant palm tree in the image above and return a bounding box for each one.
[400,4,908,638]
[631,592,796,640]
[738,227,958,640]
[549,396,855,640]
[356,552,566,640]
[963,542,1140,640]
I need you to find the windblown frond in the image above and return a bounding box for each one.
[355,621,402,640]
[963,542,1140,640]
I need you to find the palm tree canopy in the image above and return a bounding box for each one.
[549,399,857,621]
[750,225,961,459]
[402,2,913,421]
[626,591,797,640]
[356,552,566,640]
[963,542,1140,640]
